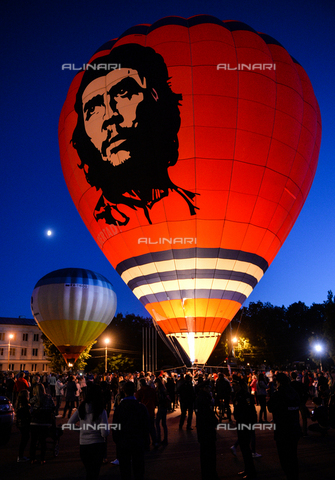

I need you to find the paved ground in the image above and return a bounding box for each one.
[1,402,335,480]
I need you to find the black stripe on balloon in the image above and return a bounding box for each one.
[187,15,225,28]
[148,16,189,31]
[223,21,257,33]
[258,33,284,48]
[257,34,301,69]
[187,15,225,27]
[116,16,260,39]
[93,39,117,55]
[90,16,297,70]
[138,289,247,306]
[118,24,151,40]
[127,269,258,291]
[116,248,268,276]
[33,268,113,289]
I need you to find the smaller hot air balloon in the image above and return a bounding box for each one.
[31,268,117,364]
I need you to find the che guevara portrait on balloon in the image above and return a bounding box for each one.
[71,43,198,227]
[59,16,321,365]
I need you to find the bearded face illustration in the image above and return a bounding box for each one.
[72,43,198,226]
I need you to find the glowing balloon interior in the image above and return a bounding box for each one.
[59,16,321,365]
[31,268,117,363]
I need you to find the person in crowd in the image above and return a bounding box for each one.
[246,372,252,390]
[29,374,40,396]
[62,375,77,419]
[100,380,112,463]
[257,373,268,423]
[155,377,169,445]
[86,372,94,385]
[68,383,109,480]
[0,373,6,395]
[175,373,184,408]
[13,372,30,405]
[308,396,329,435]
[195,381,219,480]
[328,391,335,429]
[55,376,64,417]
[49,373,57,398]
[307,372,315,397]
[266,373,276,399]
[290,371,309,436]
[317,372,330,406]
[178,374,195,430]
[135,378,158,447]
[79,374,87,400]
[301,370,309,388]
[250,374,258,405]
[166,374,176,411]
[75,376,82,409]
[41,373,49,393]
[229,372,262,460]
[215,372,232,421]
[29,383,55,464]
[230,373,262,464]
[15,389,31,462]
[101,380,112,418]
[98,381,111,463]
[232,375,257,480]
[110,380,125,466]
[148,373,156,389]
[114,380,126,409]
[267,372,301,480]
[4,372,15,402]
[112,381,150,480]
[110,373,119,401]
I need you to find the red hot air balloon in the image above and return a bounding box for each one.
[59,15,321,365]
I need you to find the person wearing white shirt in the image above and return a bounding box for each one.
[68,384,109,479]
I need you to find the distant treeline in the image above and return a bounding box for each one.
[208,290,335,367]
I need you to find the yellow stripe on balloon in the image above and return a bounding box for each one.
[38,319,109,348]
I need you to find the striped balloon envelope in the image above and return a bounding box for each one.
[31,268,117,364]
[59,15,321,364]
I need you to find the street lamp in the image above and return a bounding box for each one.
[314,343,323,371]
[7,333,13,371]
[104,338,110,374]
[231,336,238,357]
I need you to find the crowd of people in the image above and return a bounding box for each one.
[1,366,335,480]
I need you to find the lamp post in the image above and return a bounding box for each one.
[314,343,323,371]
[7,333,13,371]
[231,336,238,357]
[104,338,110,374]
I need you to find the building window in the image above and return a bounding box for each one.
[33,334,39,342]
[0,364,2,371]
[31,364,37,372]
[9,364,14,371]
[0,348,3,356]
[20,364,26,371]
[23,333,28,341]
[10,348,15,356]
[0,333,5,341]
[32,348,38,356]
[21,348,27,356]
